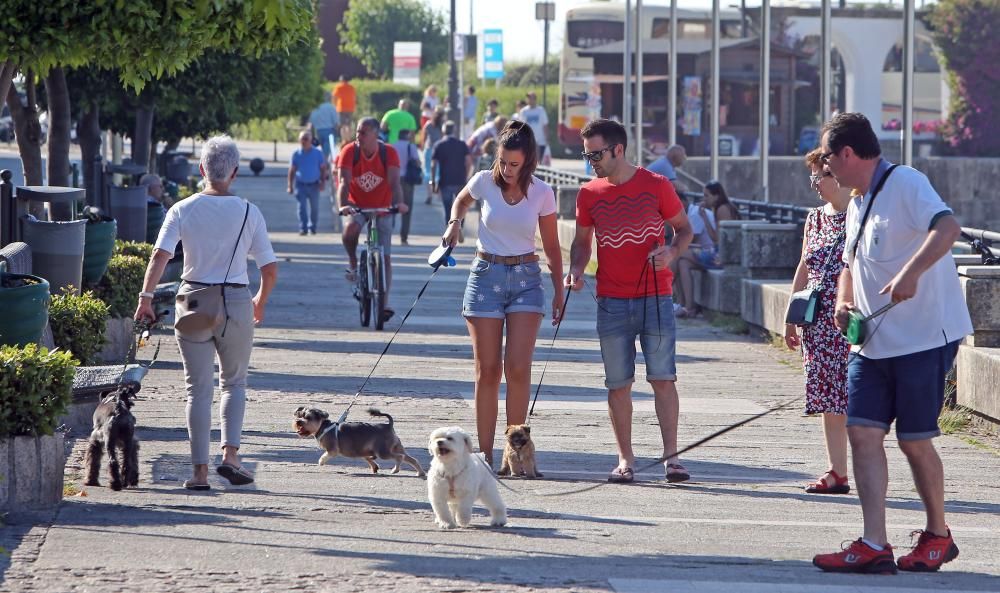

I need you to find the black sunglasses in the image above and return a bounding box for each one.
[581,144,617,163]
[820,149,837,163]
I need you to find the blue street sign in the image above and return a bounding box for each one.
[479,29,504,80]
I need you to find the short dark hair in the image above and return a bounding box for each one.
[492,120,537,198]
[358,117,380,134]
[580,118,628,151]
[821,112,881,160]
[398,129,411,141]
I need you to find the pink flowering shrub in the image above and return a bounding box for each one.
[929,0,1000,156]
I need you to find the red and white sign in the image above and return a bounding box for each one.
[393,42,422,87]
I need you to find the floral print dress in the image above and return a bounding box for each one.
[801,207,849,415]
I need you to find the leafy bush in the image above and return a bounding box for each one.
[0,344,77,438]
[48,289,109,366]
[93,254,147,319]
[114,240,154,261]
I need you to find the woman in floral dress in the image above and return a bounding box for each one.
[784,148,854,495]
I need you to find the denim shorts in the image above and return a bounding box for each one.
[596,295,677,388]
[846,340,960,441]
[462,257,545,318]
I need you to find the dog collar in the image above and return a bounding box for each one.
[315,422,338,441]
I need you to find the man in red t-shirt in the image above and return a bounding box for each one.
[565,118,693,484]
[336,117,409,320]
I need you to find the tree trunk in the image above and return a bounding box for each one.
[6,79,45,218]
[45,67,74,219]
[79,105,103,208]
[132,103,155,170]
[0,61,14,122]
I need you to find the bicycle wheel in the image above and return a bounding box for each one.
[371,251,386,331]
[358,249,371,327]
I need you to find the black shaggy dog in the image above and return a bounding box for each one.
[84,386,140,491]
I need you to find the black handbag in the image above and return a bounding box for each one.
[403,144,423,185]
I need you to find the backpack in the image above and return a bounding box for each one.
[402,143,423,185]
[352,140,388,170]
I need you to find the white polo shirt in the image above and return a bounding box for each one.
[842,159,972,359]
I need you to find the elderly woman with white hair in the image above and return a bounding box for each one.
[134,135,278,491]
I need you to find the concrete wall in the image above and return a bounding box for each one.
[679,156,1000,230]
[1,434,65,511]
[695,222,1000,423]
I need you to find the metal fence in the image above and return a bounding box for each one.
[534,166,810,225]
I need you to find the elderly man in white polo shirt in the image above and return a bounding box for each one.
[811,113,972,575]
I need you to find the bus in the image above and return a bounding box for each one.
[558,1,744,154]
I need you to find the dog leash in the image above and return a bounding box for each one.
[535,395,803,497]
[527,288,573,418]
[335,247,455,425]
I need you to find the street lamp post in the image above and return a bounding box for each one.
[448,0,459,124]
[536,3,555,113]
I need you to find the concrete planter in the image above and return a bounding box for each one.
[21,218,87,295]
[98,317,135,364]
[0,433,66,512]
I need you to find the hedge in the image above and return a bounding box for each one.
[48,289,109,366]
[0,344,76,438]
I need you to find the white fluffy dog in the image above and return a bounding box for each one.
[427,426,507,529]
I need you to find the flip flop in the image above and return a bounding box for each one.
[216,464,254,486]
[344,268,357,283]
[183,480,210,491]
[666,463,690,483]
[608,466,634,484]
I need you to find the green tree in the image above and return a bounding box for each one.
[339,0,448,79]
[0,0,314,195]
[928,0,1000,156]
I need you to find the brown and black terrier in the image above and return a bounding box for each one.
[293,406,424,476]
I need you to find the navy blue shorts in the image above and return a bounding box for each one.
[846,340,960,441]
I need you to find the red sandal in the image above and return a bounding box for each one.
[805,469,850,494]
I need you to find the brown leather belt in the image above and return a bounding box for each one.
[476,251,539,265]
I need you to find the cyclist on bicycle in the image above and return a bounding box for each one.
[336,117,410,321]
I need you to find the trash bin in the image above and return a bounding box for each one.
[83,216,117,286]
[146,202,166,244]
[21,217,87,295]
[0,262,50,347]
[105,162,149,243]
[166,154,191,185]
[107,185,147,243]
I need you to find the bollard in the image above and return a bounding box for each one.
[1,170,14,247]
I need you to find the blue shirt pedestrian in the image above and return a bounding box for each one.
[646,155,677,181]
[291,147,326,184]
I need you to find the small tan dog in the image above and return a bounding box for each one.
[293,406,425,476]
[497,424,542,478]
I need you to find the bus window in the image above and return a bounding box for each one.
[566,20,624,49]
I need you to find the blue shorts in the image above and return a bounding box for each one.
[694,246,720,269]
[596,295,677,389]
[846,340,960,441]
[462,257,545,318]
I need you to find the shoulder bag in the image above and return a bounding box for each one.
[174,201,250,334]
[785,164,897,327]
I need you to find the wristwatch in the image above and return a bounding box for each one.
[138,291,154,300]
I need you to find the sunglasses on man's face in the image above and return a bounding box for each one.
[581,144,617,163]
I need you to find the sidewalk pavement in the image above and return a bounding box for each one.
[1,171,998,593]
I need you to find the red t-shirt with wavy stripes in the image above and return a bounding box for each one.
[576,167,683,298]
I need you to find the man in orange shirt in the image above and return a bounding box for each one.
[332,75,357,141]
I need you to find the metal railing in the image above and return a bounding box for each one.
[535,165,810,225]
